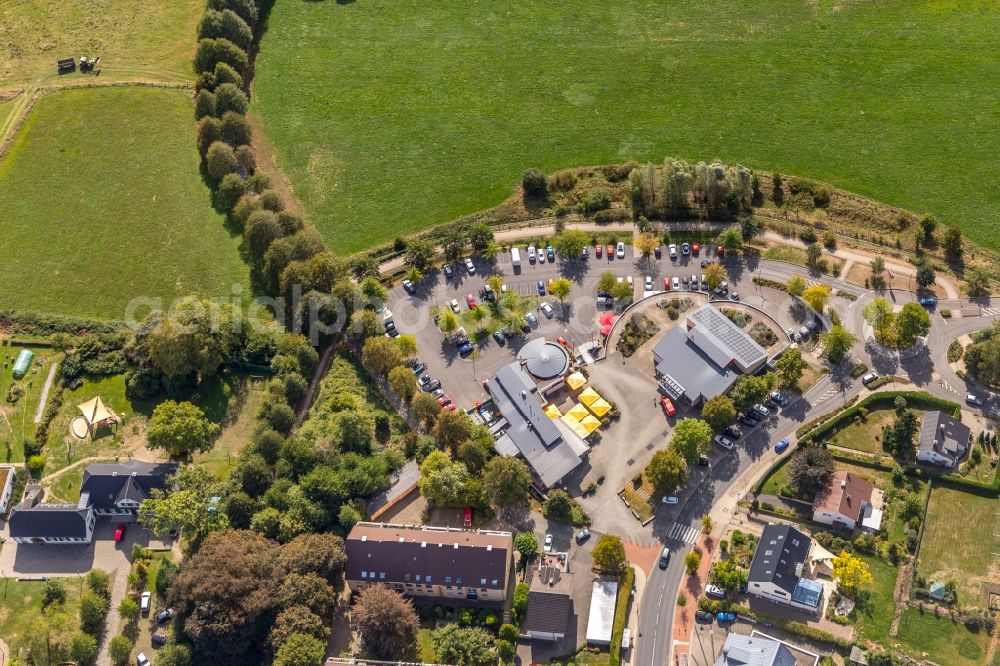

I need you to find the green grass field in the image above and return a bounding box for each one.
[895,606,989,666]
[0,345,61,462]
[253,0,1000,254]
[0,87,249,319]
[918,486,999,605]
[0,0,203,88]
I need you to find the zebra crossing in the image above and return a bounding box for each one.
[983,306,1000,317]
[665,522,700,545]
[810,385,840,405]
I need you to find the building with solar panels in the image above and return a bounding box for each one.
[747,524,825,614]
[651,304,768,406]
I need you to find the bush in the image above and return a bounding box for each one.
[548,169,578,191]
[513,582,529,621]
[609,567,635,665]
[214,61,243,88]
[217,173,248,210]
[109,635,134,665]
[581,187,612,215]
[199,8,253,50]
[206,141,239,180]
[235,145,256,173]
[522,169,548,198]
[80,592,110,636]
[499,623,518,642]
[27,454,45,478]
[194,89,216,119]
[209,0,258,27]
[214,83,249,116]
[194,38,248,75]
[196,115,223,156]
[220,111,252,146]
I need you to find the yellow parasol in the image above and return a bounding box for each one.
[578,387,601,406]
[566,403,590,421]
[579,414,602,434]
[587,398,612,418]
[561,413,589,439]
[544,403,562,419]
[565,372,587,391]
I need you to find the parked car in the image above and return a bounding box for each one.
[660,396,676,417]
[543,534,554,553]
[595,244,603,258]
[575,528,591,544]
[458,342,474,356]
[607,244,614,259]
[464,258,476,274]
[402,279,416,294]
[436,395,452,406]
[140,591,151,614]
[156,608,174,624]
[691,273,698,288]
[556,336,571,349]
[705,584,725,599]
[662,496,679,505]
[537,280,545,295]
[410,362,426,375]
[449,298,460,314]
[669,243,678,259]
[466,293,477,308]
[681,242,690,255]
[443,264,454,278]
[723,425,741,440]
[716,611,736,623]
[698,455,710,466]
[151,634,168,647]
[919,296,938,308]
[527,246,537,262]
[770,390,791,407]
[616,242,626,259]
[547,245,555,262]
[540,302,554,318]
[728,292,740,301]
[713,435,734,450]
[493,330,506,345]
[525,312,538,327]
[419,376,441,391]
[775,438,791,454]
[658,546,671,569]
[738,413,758,427]
[443,403,458,412]
[136,654,151,666]
[861,372,879,386]
[581,246,589,260]
[672,276,680,290]
[966,393,984,406]
[654,246,661,259]
[692,241,700,255]
[463,506,473,527]
[114,524,126,542]
[663,277,671,291]
[644,275,653,291]
[547,278,555,294]
[751,403,770,418]
[695,610,713,623]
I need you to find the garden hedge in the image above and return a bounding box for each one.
[798,390,960,446]
[609,566,635,666]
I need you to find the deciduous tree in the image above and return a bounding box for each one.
[635,232,659,258]
[353,587,420,660]
[802,284,831,314]
[669,418,713,464]
[388,366,417,401]
[361,337,405,376]
[701,395,736,432]
[592,535,626,571]
[729,373,776,412]
[820,324,855,363]
[832,551,873,594]
[273,632,326,666]
[786,275,807,297]
[514,532,538,559]
[863,297,895,337]
[915,262,936,289]
[552,230,589,259]
[146,400,220,460]
[775,347,807,388]
[645,449,688,495]
[718,226,743,254]
[483,456,532,506]
[805,243,822,267]
[896,302,931,346]
[787,447,833,498]
[704,263,727,290]
[429,625,495,666]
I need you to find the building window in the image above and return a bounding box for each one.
[445,576,452,584]
[361,572,368,579]
[379,572,385,580]
[416,575,421,582]
[426,576,432,583]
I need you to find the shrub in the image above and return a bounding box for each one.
[220,111,252,146]
[548,169,578,191]
[214,61,243,88]
[209,0,258,27]
[249,172,272,192]
[199,8,253,50]
[80,592,110,635]
[217,173,248,210]
[214,83,249,116]
[513,582,529,620]
[499,623,518,642]
[196,115,223,157]
[206,141,239,180]
[27,454,45,478]
[521,169,548,198]
[581,187,612,215]
[194,89,216,119]
[235,145,256,173]
[194,37,248,75]
[108,635,133,665]
[260,190,284,212]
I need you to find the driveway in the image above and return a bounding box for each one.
[0,518,152,578]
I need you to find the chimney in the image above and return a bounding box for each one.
[795,562,804,578]
[840,479,846,488]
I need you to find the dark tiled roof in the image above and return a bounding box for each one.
[918,411,971,460]
[522,591,572,635]
[81,461,176,510]
[9,504,91,539]
[748,524,811,594]
[346,523,511,590]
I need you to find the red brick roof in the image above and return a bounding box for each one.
[812,471,874,522]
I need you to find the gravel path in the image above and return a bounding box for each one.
[33,361,58,423]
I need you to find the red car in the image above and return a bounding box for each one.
[463,506,473,527]
[465,293,477,308]
[556,336,571,349]
[692,242,700,255]
[663,277,671,291]
[114,524,126,542]
[444,403,458,411]
[437,395,452,406]
[660,397,676,417]
[716,245,725,257]
[607,245,614,259]
[595,245,603,258]
[547,278,554,294]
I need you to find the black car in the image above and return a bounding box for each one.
[156,608,174,624]
[443,264,454,278]
[738,413,758,427]
[723,425,741,440]
[698,455,710,466]
[597,290,610,299]
[654,246,662,259]
[152,634,168,647]
[695,610,713,623]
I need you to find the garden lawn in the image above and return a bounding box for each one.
[895,606,989,666]
[918,486,999,605]
[0,87,249,320]
[253,1,1000,254]
[0,0,204,87]
[850,555,897,646]
[823,408,897,455]
[0,578,84,648]
[0,344,61,463]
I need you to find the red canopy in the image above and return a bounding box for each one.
[600,324,613,336]
[599,312,615,326]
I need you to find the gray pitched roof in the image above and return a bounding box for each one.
[488,362,584,488]
[522,591,572,635]
[654,324,738,404]
[748,524,811,594]
[81,461,176,510]
[686,305,767,371]
[918,411,970,460]
[9,503,92,539]
[715,634,797,666]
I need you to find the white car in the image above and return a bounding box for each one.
[136,654,151,666]
[713,435,734,450]
[538,247,546,263]
[449,299,460,314]
[861,372,879,386]
[671,277,680,290]
[705,584,726,599]
[527,246,537,262]
[616,242,626,259]
[140,591,151,614]
[661,496,679,505]
[540,302,554,318]
[751,403,770,418]
[669,243,678,259]
[543,533,554,553]
[626,275,633,286]
[966,393,983,406]
[464,257,476,274]
[644,276,653,291]
[501,283,508,293]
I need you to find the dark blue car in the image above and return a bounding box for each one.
[537,281,545,295]
[458,342,474,356]
[919,296,937,308]
[775,438,790,454]
[716,611,736,623]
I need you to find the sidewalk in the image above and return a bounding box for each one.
[672,532,715,665]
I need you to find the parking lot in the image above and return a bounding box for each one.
[386,242,741,410]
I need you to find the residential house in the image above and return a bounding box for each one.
[488,362,588,489]
[9,485,96,545]
[714,633,797,666]
[522,554,575,642]
[0,465,17,514]
[345,522,512,604]
[652,305,768,406]
[80,461,177,515]
[747,524,824,613]
[812,471,883,532]
[917,411,971,468]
